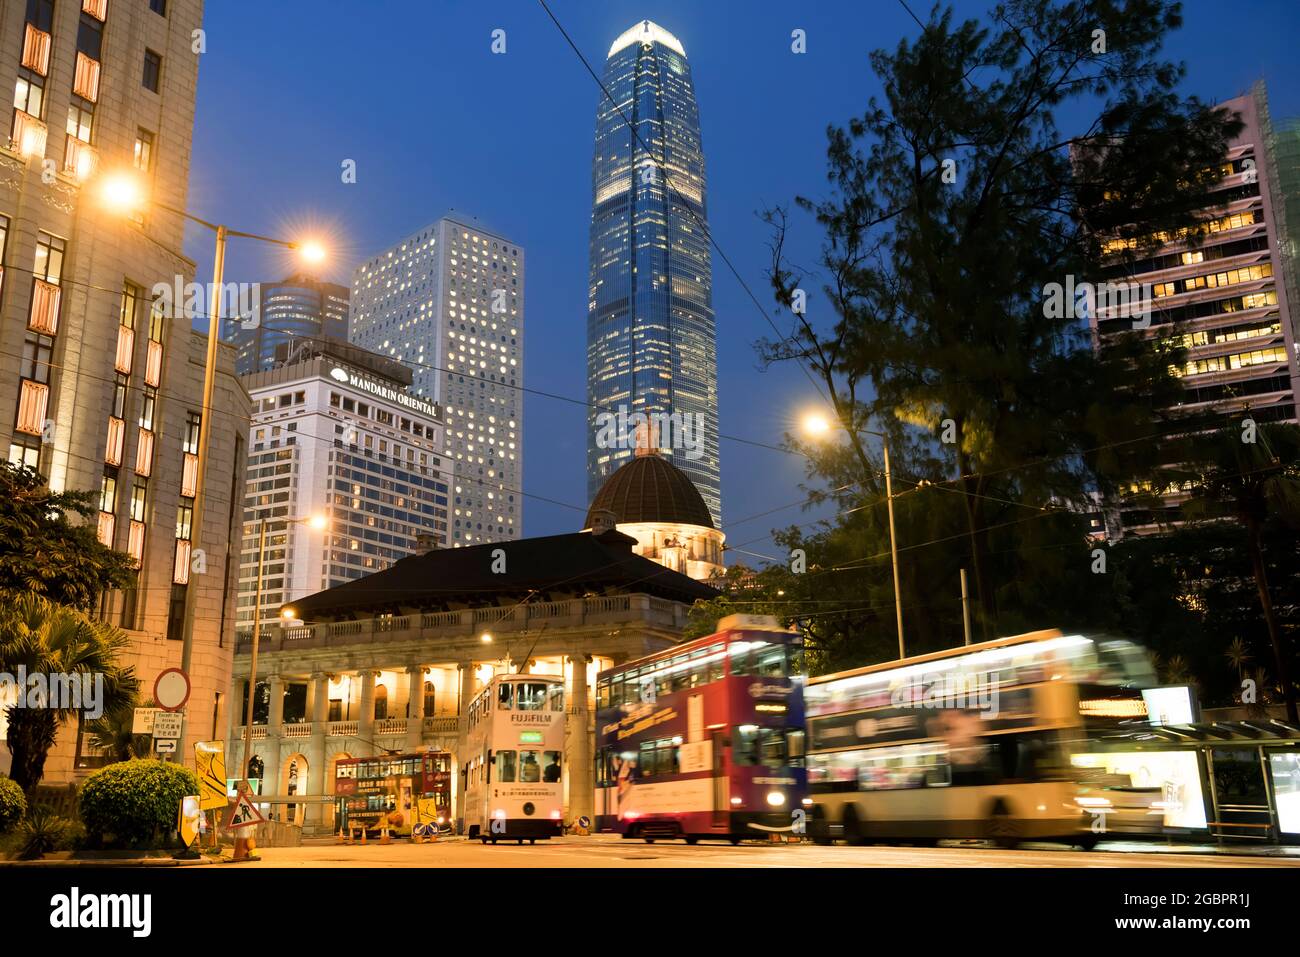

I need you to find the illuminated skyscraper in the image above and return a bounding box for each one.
[586,20,720,526]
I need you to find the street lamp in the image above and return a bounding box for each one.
[801,410,906,659]
[242,514,328,778]
[100,170,327,751]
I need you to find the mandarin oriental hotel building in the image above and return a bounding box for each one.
[237,340,452,627]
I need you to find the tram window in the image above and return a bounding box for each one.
[519,750,541,782]
[639,741,656,777]
[517,682,547,711]
[543,751,562,783]
[497,683,513,710]
[495,750,517,783]
[708,645,725,682]
[547,683,564,712]
[655,664,672,697]
[671,656,691,692]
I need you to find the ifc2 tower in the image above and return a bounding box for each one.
[585,20,721,527]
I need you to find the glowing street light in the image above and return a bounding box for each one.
[97,168,334,753]
[801,409,906,659]
[480,632,494,644]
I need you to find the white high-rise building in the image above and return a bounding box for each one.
[350,216,523,545]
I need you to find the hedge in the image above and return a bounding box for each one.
[0,776,24,833]
[78,759,200,849]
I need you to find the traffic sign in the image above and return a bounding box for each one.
[225,784,266,830]
[194,741,227,811]
[152,711,183,740]
[153,668,191,712]
[154,739,177,754]
[132,707,159,734]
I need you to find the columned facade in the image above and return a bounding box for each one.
[228,594,690,834]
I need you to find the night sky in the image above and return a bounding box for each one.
[188,0,1300,562]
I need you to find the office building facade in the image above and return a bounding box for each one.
[586,20,720,527]
[0,0,249,779]
[226,272,349,376]
[349,216,522,546]
[1088,85,1299,532]
[237,340,451,626]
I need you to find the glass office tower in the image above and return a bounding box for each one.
[586,20,720,527]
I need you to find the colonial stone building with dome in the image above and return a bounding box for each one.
[583,448,725,582]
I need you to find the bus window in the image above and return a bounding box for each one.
[517,682,547,711]
[548,682,565,712]
[495,750,517,783]
[497,683,514,710]
[519,750,541,782]
[597,680,609,710]
[788,729,806,768]
[543,751,562,783]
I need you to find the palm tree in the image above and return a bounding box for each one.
[86,698,151,763]
[0,590,136,791]
[1182,421,1300,724]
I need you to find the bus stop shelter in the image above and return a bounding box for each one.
[1087,719,1300,844]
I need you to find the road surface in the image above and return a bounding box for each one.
[228,834,1300,868]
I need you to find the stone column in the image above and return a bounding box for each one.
[407,665,426,752]
[306,672,328,830]
[566,653,593,828]
[265,674,284,811]
[358,670,376,753]
[454,661,475,830]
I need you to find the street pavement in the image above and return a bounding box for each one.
[226,833,1300,868]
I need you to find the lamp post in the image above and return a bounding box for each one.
[100,172,326,753]
[801,412,906,659]
[242,514,327,778]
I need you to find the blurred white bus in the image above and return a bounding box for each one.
[805,629,1157,849]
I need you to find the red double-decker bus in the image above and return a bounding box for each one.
[595,615,808,844]
[334,751,451,836]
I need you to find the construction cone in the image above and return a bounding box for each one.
[360,825,367,845]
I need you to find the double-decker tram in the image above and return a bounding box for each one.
[462,673,566,844]
[334,751,452,837]
[595,614,809,844]
[804,629,1158,848]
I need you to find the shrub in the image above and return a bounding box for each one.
[17,804,69,860]
[79,760,200,849]
[0,776,25,833]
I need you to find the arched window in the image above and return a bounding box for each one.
[374,684,388,720]
[423,680,436,716]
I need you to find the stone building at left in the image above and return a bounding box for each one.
[0,0,249,781]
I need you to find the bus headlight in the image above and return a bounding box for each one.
[493,808,507,819]
[730,796,743,807]
[801,798,813,807]
[766,791,786,807]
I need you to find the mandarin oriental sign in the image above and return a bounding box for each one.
[330,365,439,419]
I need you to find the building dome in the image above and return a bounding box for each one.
[585,454,715,530]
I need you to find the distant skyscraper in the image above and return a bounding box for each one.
[586,20,720,527]
[350,217,523,545]
[224,273,349,376]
